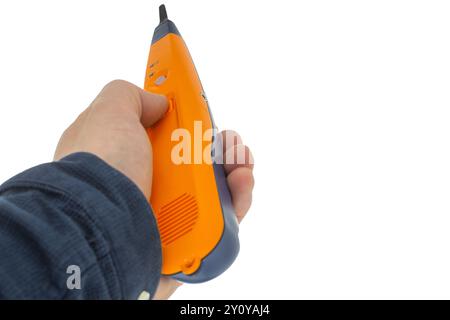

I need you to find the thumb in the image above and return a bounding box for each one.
[140,90,168,127]
[94,80,167,127]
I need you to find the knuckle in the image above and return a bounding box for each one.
[107,79,129,87]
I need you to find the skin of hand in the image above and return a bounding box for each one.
[54,80,255,299]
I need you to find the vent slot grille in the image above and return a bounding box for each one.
[157,193,199,246]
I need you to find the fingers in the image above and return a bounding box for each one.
[93,79,168,127]
[221,130,243,154]
[219,130,254,174]
[227,167,254,223]
[224,144,254,174]
[219,130,255,223]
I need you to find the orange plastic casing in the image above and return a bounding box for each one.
[144,32,226,278]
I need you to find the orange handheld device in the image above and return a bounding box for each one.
[143,4,239,283]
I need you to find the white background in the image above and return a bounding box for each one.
[1,0,450,299]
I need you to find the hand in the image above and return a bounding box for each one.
[54,80,167,197]
[54,80,255,300]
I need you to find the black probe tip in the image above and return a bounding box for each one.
[159,4,168,22]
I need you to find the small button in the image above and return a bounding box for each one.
[181,256,201,275]
[155,75,167,86]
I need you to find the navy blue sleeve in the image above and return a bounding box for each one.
[0,152,162,299]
